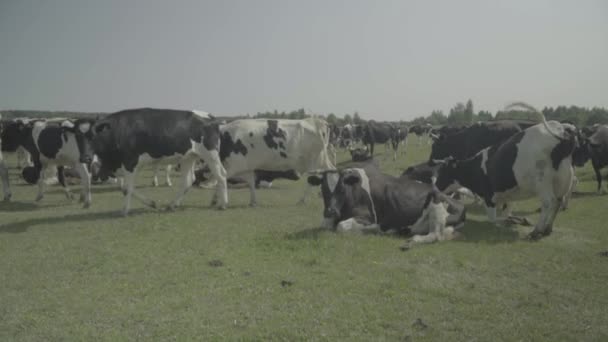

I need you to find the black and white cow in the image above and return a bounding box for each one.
[1,118,96,206]
[92,108,227,215]
[198,118,335,206]
[307,160,466,244]
[430,120,526,161]
[434,103,578,239]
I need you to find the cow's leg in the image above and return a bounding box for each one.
[241,171,258,207]
[55,166,74,200]
[165,164,173,187]
[592,161,603,194]
[0,158,11,201]
[561,174,578,211]
[369,143,375,157]
[485,205,497,223]
[529,194,556,240]
[122,171,137,216]
[296,179,314,205]
[201,151,227,209]
[336,218,381,233]
[152,166,160,187]
[35,165,48,202]
[74,163,91,208]
[167,159,196,210]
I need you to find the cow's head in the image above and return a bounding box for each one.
[0,120,27,152]
[91,121,121,181]
[307,168,375,229]
[433,157,460,192]
[61,119,95,164]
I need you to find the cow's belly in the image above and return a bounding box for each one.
[138,152,187,167]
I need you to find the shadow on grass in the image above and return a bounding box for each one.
[463,203,539,217]
[455,218,520,244]
[0,208,153,234]
[0,201,74,212]
[571,191,606,198]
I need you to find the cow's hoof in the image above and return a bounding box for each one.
[166,182,173,187]
[217,205,227,210]
[82,202,91,209]
[527,231,543,241]
[249,202,257,208]
[399,243,411,251]
[121,210,129,217]
[296,199,305,205]
[149,201,158,209]
[35,195,43,202]
[3,194,11,202]
[542,228,553,237]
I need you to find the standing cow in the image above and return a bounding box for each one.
[92,108,227,215]
[200,118,335,206]
[434,103,578,239]
[361,121,402,160]
[572,124,608,193]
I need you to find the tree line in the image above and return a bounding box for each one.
[3,100,608,128]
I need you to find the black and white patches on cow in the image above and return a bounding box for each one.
[435,119,576,239]
[212,118,335,206]
[93,108,227,215]
[308,161,466,244]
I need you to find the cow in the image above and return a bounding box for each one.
[1,118,96,206]
[409,123,433,145]
[430,124,468,141]
[433,103,578,239]
[92,108,227,215]
[199,118,335,207]
[430,120,526,161]
[306,160,466,244]
[572,124,608,193]
[361,121,401,160]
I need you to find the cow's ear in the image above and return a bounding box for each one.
[343,174,361,186]
[307,175,323,186]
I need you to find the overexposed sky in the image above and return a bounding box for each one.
[1,0,606,120]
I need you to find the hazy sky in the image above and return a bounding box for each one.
[1,0,606,120]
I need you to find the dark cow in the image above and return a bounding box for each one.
[307,160,466,244]
[430,124,468,141]
[572,125,608,193]
[430,120,526,161]
[409,123,433,145]
[361,121,402,160]
[1,118,96,206]
[199,118,334,207]
[434,103,577,239]
[92,108,227,215]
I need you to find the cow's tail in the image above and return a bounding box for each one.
[505,102,564,141]
[309,117,336,170]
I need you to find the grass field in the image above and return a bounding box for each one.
[1,140,607,341]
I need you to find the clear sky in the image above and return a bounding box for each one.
[1,0,606,120]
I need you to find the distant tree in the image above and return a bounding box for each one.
[326,113,337,125]
[464,99,475,123]
[427,110,447,125]
[477,110,492,121]
[343,114,353,124]
[353,112,363,124]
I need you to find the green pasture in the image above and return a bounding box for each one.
[1,139,607,341]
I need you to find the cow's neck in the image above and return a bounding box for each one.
[453,154,486,196]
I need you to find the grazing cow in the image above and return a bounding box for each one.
[361,121,401,160]
[1,118,96,206]
[430,120,525,161]
[434,103,578,239]
[307,160,466,244]
[199,118,334,206]
[572,125,608,193]
[92,108,227,215]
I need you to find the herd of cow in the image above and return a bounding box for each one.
[2,103,608,245]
